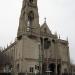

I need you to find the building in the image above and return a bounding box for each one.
[71,64,75,75]
[3,0,71,75]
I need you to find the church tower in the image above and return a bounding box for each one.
[17,0,40,39]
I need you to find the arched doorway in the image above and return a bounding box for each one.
[57,64,61,75]
[48,63,56,75]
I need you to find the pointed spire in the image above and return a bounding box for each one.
[54,32,57,35]
[4,46,5,50]
[44,17,46,23]
[54,32,58,38]
[15,37,17,42]
[10,41,12,45]
[66,37,68,42]
[59,35,60,39]
[7,44,8,48]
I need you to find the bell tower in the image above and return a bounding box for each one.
[17,0,40,39]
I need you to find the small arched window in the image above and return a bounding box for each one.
[44,38,51,49]
[44,28,47,33]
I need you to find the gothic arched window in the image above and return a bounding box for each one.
[28,11,34,21]
[44,28,47,33]
[27,11,34,32]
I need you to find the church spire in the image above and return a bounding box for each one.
[44,17,47,23]
[17,0,40,39]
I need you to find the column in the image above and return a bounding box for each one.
[55,60,57,75]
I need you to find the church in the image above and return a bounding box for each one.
[3,0,71,75]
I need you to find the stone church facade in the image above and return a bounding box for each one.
[3,0,70,75]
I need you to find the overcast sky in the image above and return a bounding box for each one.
[0,0,75,64]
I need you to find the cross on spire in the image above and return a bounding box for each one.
[44,17,46,23]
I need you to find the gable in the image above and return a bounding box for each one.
[40,23,52,35]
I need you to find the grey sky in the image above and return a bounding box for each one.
[0,0,75,63]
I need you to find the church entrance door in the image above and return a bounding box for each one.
[48,63,56,75]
